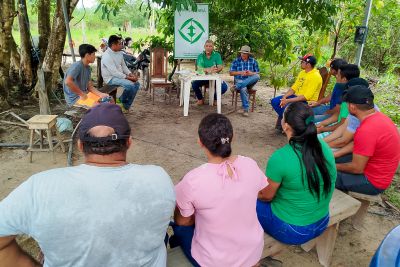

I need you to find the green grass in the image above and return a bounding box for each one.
[384,174,400,210]
[12,27,154,50]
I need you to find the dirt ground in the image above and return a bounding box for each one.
[0,71,399,266]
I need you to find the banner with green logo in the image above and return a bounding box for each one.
[174,4,209,59]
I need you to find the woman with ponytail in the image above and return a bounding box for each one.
[257,102,337,245]
[170,113,269,267]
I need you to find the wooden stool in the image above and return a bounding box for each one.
[27,115,66,163]
[348,191,382,230]
[231,87,257,112]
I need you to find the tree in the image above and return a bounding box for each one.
[0,0,196,111]
[0,0,16,108]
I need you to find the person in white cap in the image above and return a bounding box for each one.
[229,45,260,117]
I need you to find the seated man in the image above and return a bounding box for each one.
[229,45,260,117]
[317,64,361,135]
[101,35,140,113]
[0,103,175,266]
[324,78,378,158]
[336,85,400,195]
[192,40,228,105]
[271,54,322,130]
[309,58,348,122]
[63,44,109,107]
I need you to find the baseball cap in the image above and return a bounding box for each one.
[342,85,374,104]
[79,103,131,142]
[298,54,317,65]
[239,45,251,54]
[344,77,369,89]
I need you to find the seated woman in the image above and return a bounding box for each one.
[257,102,337,245]
[170,113,269,267]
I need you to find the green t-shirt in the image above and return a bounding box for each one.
[338,102,349,122]
[197,51,223,69]
[266,140,337,226]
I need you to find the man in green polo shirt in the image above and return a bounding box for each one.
[192,40,228,105]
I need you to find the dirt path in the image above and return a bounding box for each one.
[0,75,399,266]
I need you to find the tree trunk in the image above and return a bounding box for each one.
[0,0,16,105]
[37,0,51,62]
[37,0,79,114]
[10,36,21,76]
[18,0,34,91]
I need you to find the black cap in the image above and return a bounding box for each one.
[79,103,131,142]
[342,85,374,104]
[345,77,369,89]
[298,54,317,65]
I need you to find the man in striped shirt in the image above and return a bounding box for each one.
[229,45,260,117]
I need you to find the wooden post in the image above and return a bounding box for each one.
[97,56,103,88]
[37,68,51,115]
[316,223,339,267]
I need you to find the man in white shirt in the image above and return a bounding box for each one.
[101,35,140,113]
[0,103,175,267]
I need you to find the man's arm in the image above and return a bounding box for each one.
[230,70,245,76]
[330,129,354,149]
[0,236,41,267]
[174,206,195,226]
[336,153,368,173]
[65,76,88,100]
[320,119,344,133]
[309,93,332,107]
[101,55,128,80]
[324,119,347,143]
[317,112,340,133]
[325,104,340,115]
[87,81,108,98]
[281,94,306,106]
[334,142,354,158]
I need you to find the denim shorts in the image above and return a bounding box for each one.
[256,200,329,245]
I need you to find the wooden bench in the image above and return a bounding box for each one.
[348,191,382,230]
[167,189,361,267]
[98,84,118,102]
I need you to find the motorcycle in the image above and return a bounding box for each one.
[123,48,150,91]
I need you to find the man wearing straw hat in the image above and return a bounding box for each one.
[229,45,260,117]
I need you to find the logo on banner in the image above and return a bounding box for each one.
[178,18,205,44]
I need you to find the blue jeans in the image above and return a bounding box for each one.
[107,77,140,110]
[191,80,228,100]
[312,105,330,115]
[312,105,331,123]
[235,74,260,111]
[270,95,298,117]
[256,200,329,245]
[335,154,384,195]
[169,222,200,267]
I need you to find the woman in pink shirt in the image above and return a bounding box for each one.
[169,113,269,267]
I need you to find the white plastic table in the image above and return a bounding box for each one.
[178,73,222,116]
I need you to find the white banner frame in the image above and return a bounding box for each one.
[174,4,209,59]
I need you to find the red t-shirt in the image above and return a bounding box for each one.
[353,112,400,189]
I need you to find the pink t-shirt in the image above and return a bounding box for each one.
[175,155,268,267]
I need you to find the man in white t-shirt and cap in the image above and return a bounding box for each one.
[0,103,175,267]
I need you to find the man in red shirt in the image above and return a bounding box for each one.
[336,85,400,195]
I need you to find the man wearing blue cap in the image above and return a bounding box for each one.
[0,103,175,266]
